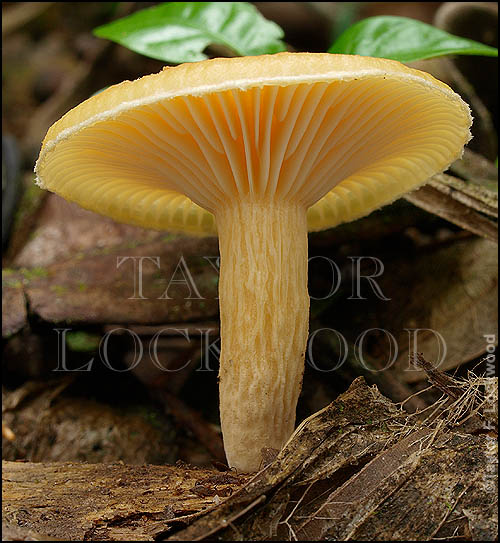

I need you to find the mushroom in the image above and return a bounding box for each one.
[35,53,471,472]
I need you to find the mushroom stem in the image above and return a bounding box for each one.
[216,200,309,472]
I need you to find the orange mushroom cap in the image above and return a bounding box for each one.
[35,52,472,235]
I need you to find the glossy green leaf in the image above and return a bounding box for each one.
[93,1,286,64]
[328,15,498,62]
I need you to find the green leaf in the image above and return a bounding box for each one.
[93,1,286,64]
[328,15,498,63]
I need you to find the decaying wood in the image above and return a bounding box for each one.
[3,377,497,541]
[2,461,250,541]
[2,233,220,339]
[413,352,467,401]
[411,353,498,435]
[431,172,497,219]
[171,377,498,542]
[405,172,498,243]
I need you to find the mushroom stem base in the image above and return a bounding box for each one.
[216,201,309,472]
